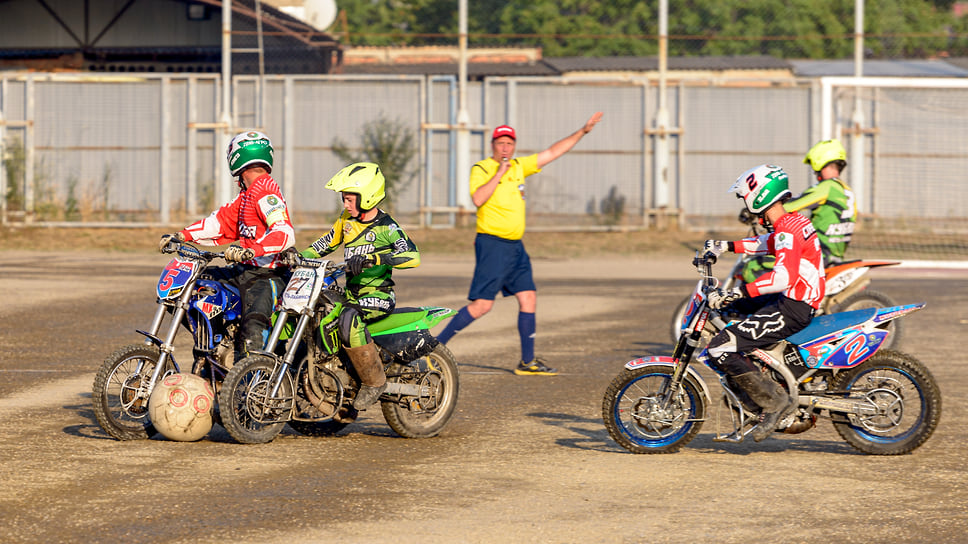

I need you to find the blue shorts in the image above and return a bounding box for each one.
[468,233,536,301]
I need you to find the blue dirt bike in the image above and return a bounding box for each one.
[603,252,941,455]
[92,241,243,440]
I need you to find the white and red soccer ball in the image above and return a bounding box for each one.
[148,373,215,441]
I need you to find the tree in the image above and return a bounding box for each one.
[334,0,967,58]
[330,113,419,213]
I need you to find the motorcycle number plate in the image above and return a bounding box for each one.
[157,257,198,299]
[282,268,317,310]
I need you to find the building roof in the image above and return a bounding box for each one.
[341,60,559,77]
[0,0,340,74]
[544,55,792,72]
[789,59,968,78]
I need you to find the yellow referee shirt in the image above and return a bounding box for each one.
[469,154,541,241]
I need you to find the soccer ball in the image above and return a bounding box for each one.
[148,373,215,442]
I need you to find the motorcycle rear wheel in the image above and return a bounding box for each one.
[669,295,692,343]
[92,344,175,441]
[381,344,460,438]
[830,350,941,455]
[602,365,706,454]
[829,289,903,350]
[218,355,293,444]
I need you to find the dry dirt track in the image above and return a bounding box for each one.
[0,248,966,544]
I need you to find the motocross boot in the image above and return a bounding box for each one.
[732,371,793,442]
[346,341,387,410]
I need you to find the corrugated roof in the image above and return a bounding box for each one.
[938,57,968,71]
[789,59,968,78]
[544,55,791,72]
[342,61,559,77]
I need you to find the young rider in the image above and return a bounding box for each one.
[741,139,856,282]
[701,164,826,442]
[791,139,857,265]
[158,130,295,362]
[283,162,420,411]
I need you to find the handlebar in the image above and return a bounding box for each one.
[287,254,348,281]
[692,251,721,294]
[162,241,224,261]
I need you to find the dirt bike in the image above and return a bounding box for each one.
[92,241,242,440]
[604,252,941,455]
[669,212,902,349]
[218,256,460,444]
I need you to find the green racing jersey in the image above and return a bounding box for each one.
[783,177,856,261]
[300,209,420,299]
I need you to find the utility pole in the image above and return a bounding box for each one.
[653,0,670,225]
[220,0,234,206]
[455,0,471,214]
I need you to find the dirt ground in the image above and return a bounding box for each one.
[0,228,966,543]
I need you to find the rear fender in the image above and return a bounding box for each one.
[874,303,924,323]
[623,356,713,406]
[370,306,456,336]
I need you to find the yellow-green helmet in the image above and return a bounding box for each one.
[325,162,386,212]
[803,139,847,172]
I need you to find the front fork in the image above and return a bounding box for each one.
[262,310,313,399]
[141,288,195,399]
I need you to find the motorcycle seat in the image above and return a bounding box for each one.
[786,307,876,346]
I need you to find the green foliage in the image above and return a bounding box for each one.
[586,185,627,226]
[330,113,419,213]
[65,175,80,221]
[3,136,24,210]
[334,0,967,58]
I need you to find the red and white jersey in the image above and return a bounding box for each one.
[733,212,826,309]
[180,174,295,268]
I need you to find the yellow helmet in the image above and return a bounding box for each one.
[803,139,847,172]
[325,162,386,212]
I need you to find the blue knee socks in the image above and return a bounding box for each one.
[436,306,475,344]
[519,311,535,363]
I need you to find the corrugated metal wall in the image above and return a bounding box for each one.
[3,72,968,231]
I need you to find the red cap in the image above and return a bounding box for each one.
[492,125,516,141]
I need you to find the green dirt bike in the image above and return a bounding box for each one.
[218,257,460,444]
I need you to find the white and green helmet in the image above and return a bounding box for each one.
[226,131,273,177]
[729,164,791,215]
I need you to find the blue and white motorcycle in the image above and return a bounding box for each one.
[603,252,941,455]
[92,242,243,440]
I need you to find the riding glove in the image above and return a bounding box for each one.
[346,254,374,277]
[707,286,744,310]
[225,245,255,263]
[158,232,185,253]
[703,239,730,258]
[278,247,301,267]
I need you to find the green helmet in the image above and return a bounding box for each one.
[325,162,386,212]
[226,131,273,177]
[729,164,792,215]
[803,139,847,172]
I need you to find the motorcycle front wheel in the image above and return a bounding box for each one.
[218,355,293,444]
[830,350,941,455]
[92,344,175,441]
[382,344,460,438]
[829,290,903,350]
[602,365,706,454]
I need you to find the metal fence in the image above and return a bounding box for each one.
[3,71,968,237]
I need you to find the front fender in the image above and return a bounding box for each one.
[623,356,713,407]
